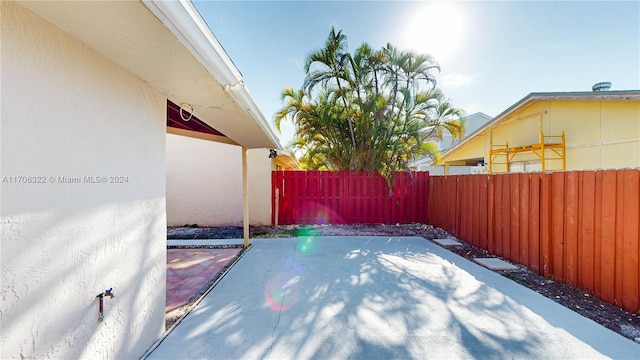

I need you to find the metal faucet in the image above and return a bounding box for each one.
[103,288,115,298]
[96,288,115,322]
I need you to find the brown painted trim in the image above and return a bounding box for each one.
[167,99,226,137]
[167,127,240,146]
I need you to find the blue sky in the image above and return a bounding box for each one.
[193,1,640,147]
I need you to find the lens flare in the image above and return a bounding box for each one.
[314,211,328,224]
[294,227,320,237]
[264,272,300,311]
[296,237,318,254]
[298,202,343,225]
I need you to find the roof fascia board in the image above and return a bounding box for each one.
[142,0,242,87]
[528,90,640,101]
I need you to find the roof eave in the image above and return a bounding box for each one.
[142,0,281,149]
[441,90,640,159]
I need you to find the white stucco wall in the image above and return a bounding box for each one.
[166,134,243,226]
[1,3,166,359]
[166,139,274,226]
[247,148,274,225]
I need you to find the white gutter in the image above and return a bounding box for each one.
[142,0,241,86]
[142,0,282,149]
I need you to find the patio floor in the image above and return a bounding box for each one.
[166,247,242,324]
[151,237,640,359]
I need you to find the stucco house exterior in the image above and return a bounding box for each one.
[166,133,298,227]
[439,90,640,174]
[1,1,280,358]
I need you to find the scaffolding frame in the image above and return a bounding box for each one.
[488,111,566,173]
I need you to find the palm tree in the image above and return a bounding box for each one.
[303,27,357,166]
[421,100,466,144]
[277,85,353,171]
[274,87,309,135]
[276,28,465,187]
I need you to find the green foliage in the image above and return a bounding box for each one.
[275,27,465,187]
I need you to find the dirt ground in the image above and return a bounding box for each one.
[168,223,640,341]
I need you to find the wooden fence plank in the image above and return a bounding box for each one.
[281,171,289,224]
[519,173,529,266]
[529,173,541,273]
[397,173,406,223]
[621,169,639,312]
[323,172,331,223]
[429,176,440,228]
[507,174,519,263]
[579,171,596,293]
[471,175,478,246]
[615,171,625,306]
[551,172,565,283]
[331,171,339,224]
[308,171,317,224]
[488,175,496,255]
[599,170,617,303]
[457,176,466,241]
[501,174,512,259]
[468,176,475,246]
[493,175,504,256]
[340,171,349,224]
[447,176,456,234]
[479,175,489,250]
[423,172,430,224]
[593,171,603,299]
[565,171,579,287]
[540,173,552,278]
[271,171,277,225]
[455,176,463,238]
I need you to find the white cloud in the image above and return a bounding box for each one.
[440,73,476,87]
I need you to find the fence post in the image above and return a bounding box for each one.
[274,188,279,229]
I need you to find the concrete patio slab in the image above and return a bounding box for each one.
[432,238,462,246]
[146,237,640,360]
[474,257,519,271]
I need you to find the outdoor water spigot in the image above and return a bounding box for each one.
[104,288,114,298]
[96,288,115,323]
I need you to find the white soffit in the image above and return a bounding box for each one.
[19,0,280,149]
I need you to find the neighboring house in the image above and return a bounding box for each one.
[411,112,492,173]
[438,112,493,151]
[1,1,280,359]
[439,89,640,174]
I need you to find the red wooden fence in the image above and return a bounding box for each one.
[429,170,640,314]
[272,170,429,225]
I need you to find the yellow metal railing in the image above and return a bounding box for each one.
[489,131,565,173]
